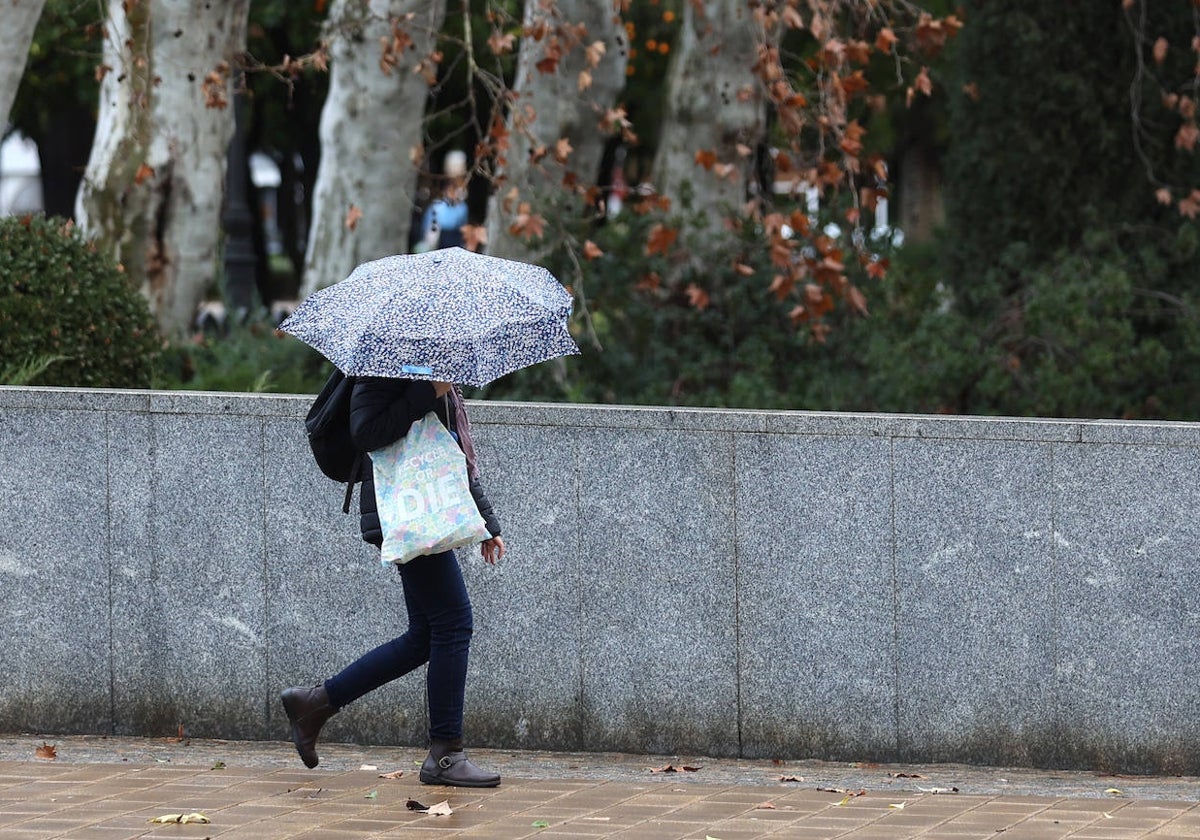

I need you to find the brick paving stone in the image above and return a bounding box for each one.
[3,736,1200,839]
[555,820,623,835]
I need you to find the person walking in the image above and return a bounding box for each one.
[281,376,505,788]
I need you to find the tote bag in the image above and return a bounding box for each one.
[371,411,490,565]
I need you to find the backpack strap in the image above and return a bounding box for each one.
[341,451,364,514]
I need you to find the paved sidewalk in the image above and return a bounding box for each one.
[0,735,1197,839]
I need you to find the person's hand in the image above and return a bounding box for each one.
[432,381,453,398]
[481,536,505,565]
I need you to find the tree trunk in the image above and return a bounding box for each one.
[651,0,765,223]
[0,0,46,132]
[300,0,444,296]
[484,0,628,262]
[76,0,250,339]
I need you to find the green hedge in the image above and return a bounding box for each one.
[0,214,161,387]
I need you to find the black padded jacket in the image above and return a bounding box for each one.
[348,376,502,548]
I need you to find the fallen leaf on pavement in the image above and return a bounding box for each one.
[407,799,453,816]
[757,802,776,809]
[889,802,906,809]
[821,788,867,805]
[890,772,925,778]
[378,769,405,779]
[34,743,56,760]
[364,790,378,799]
[532,819,550,828]
[1105,788,1123,796]
[148,813,209,824]
[779,775,804,782]
[212,761,226,770]
[650,764,701,773]
[918,786,959,794]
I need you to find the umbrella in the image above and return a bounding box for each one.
[279,247,580,387]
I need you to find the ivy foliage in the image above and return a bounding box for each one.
[0,215,161,388]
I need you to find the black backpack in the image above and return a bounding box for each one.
[305,369,363,513]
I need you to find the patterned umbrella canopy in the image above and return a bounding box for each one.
[280,248,580,387]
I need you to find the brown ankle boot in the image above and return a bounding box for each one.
[280,684,336,768]
[419,738,500,788]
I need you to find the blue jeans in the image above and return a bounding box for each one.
[323,550,473,742]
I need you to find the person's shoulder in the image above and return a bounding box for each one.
[353,376,416,394]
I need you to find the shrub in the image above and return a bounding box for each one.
[0,214,161,387]
[155,321,331,394]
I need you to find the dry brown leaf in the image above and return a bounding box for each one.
[1154,36,1169,64]
[35,743,56,760]
[508,203,546,240]
[585,40,606,67]
[1175,122,1198,152]
[1181,191,1200,219]
[488,31,515,55]
[876,27,897,54]
[378,769,404,779]
[644,223,678,257]
[713,163,738,180]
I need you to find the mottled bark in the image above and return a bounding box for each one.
[484,0,628,262]
[0,0,46,132]
[651,0,765,225]
[300,0,444,296]
[76,0,250,339]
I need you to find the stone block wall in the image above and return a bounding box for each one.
[1,386,1197,772]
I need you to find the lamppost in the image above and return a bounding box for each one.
[222,75,257,325]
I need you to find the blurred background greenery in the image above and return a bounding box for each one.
[3,0,1199,421]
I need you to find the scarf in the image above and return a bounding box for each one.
[448,385,480,482]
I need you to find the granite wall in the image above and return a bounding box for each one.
[1,385,1198,773]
